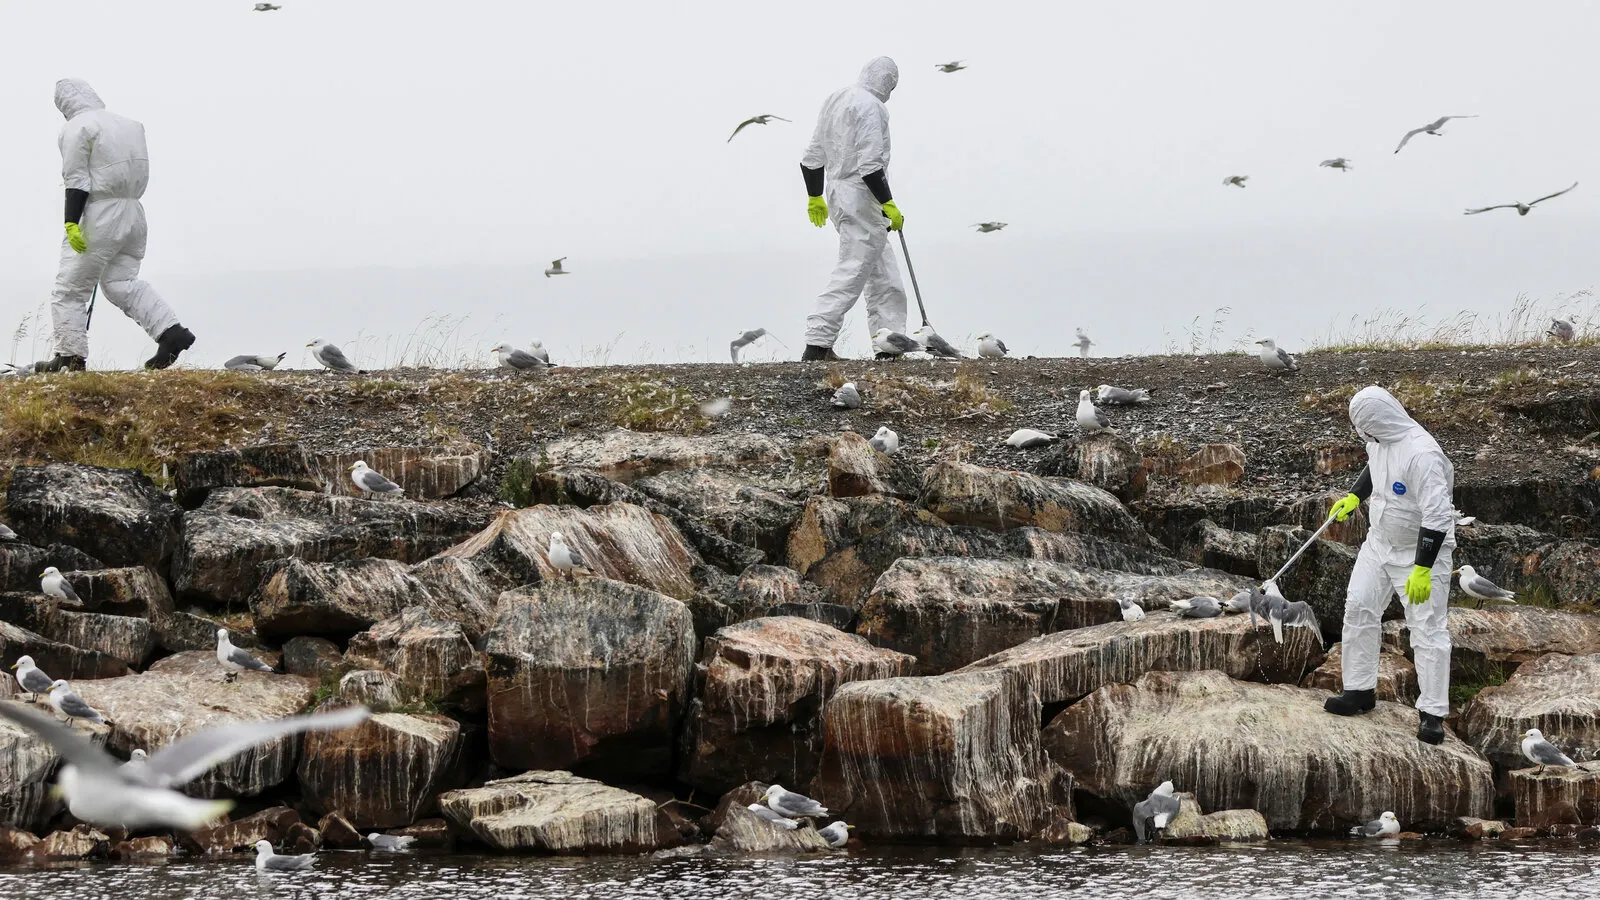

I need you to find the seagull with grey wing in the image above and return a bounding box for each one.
[10,655,55,703]
[911,326,961,359]
[764,784,828,818]
[1096,384,1150,405]
[491,343,547,372]
[1453,565,1517,609]
[973,222,1006,232]
[1076,390,1110,434]
[727,114,790,142]
[216,629,274,683]
[831,381,862,409]
[1074,328,1093,357]
[39,567,81,605]
[544,257,569,278]
[1394,115,1478,154]
[976,333,1008,359]
[1171,596,1222,618]
[1222,175,1249,188]
[1521,728,1576,773]
[1548,318,1576,342]
[1005,428,1057,449]
[868,426,899,456]
[224,352,286,372]
[730,327,768,363]
[1118,597,1145,622]
[1132,781,1181,843]
[255,840,315,872]
[254,3,281,10]
[1319,158,1352,171]
[1256,338,1299,374]
[307,339,360,374]
[935,60,967,73]
[368,833,417,852]
[1465,182,1578,217]
[548,531,586,581]
[1350,811,1400,837]
[1250,581,1321,645]
[0,700,369,830]
[818,821,854,847]
[746,803,800,829]
[46,680,104,725]
[349,461,404,499]
[872,328,921,357]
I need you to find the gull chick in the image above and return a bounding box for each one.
[1453,565,1517,609]
[831,382,862,409]
[47,680,105,725]
[1132,781,1181,843]
[1118,597,1145,622]
[872,328,921,357]
[1005,428,1057,449]
[11,655,55,702]
[40,567,81,605]
[868,426,900,456]
[1394,115,1478,154]
[746,803,800,829]
[1256,338,1299,374]
[1075,390,1110,434]
[1548,318,1576,342]
[223,353,286,372]
[1520,728,1576,773]
[349,461,404,499]
[1096,384,1150,405]
[976,333,1008,359]
[306,339,359,374]
[1465,182,1578,217]
[818,821,854,847]
[1222,175,1249,188]
[973,222,1006,233]
[1351,811,1401,837]
[730,328,767,363]
[491,344,547,372]
[547,531,586,581]
[727,115,790,142]
[216,629,274,681]
[255,840,316,872]
[1319,158,1353,171]
[911,326,961,359]
[544,257,569,278]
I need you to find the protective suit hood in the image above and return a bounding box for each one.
[857,57,898,102]
[55,79,104,120]
[1349,386,1422,444]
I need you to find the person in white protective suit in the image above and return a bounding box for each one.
[1323,386,1455,745]
[798,57,908,361]
[36,79,194,372]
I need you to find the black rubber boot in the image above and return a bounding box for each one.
[33,354,86,373]
[1322,689,1376,716]
[145,325,195,370]
[800,345,840,362]
[1418,711,1446,745]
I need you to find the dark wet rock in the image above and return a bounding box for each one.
[387,817,453,848]
[1512,763,1600,829]
[285,822,321,855]
[859,557,1252,674]
[337,670,403,710]
[632,469,802,562]
[679,616,915,795]
[1045,670,1494,832]
[1537,541,1600,608]
[405,555,513,642]
[1037,817,1094,844]
[317,812,363,849]
[176,443,490,505]
[282,636,345,679]
[318,446,490,501]
[828,431,918,499]
[958,610,1325,706]
[1449,816,1507,840]
[1310,442,1366,476]
[815,669,1059,843]
[704,782,832,854]
[300,711,464,829]
[1256,525,1359,631]
[172,443,324,505]
[41,566,173,620]
[438,770,679,853]
[0,709,71,831]
[252,557,432,639]
[484,580,694,777]
[0,543,105,593]
[30,824,108,860]
[150,608,262,655]
[0,593,152,668]
[1303,644,1418,705]
[346,607,485,710]
[1176,444,1247,486]
[1037,433,1147,503]
[726,565,847,625]
[538,430,786,484]
[1455,472,1600,541]
[6,464,181,569]
[0,619,131,680]
[1179,519,1260,579]
[1461,653,1600,778]
[1383,607,1600,679]
[179,807,300,855]
[1135,494,1292,561]
[785,495,945,577]
[173,487,487,607]
[917,462,1154,545]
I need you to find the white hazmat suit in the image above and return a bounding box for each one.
[801,57,908,350]
[50,79,180,360]
[1340,386,1455,717]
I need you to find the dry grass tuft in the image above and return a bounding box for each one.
[594,374,711,433]
[835,362,1014,420]
[1311,291,1600,352]
[1300,368,1577,429]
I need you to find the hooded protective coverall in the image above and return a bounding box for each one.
[1341,386,1455,717]
[800,57,908,349]
[50,79,181,360]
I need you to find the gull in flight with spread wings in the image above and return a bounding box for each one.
[1394,115,1478,154]
[727,114,791,143]
[1465,182,1578,217]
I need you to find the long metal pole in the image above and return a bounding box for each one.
[1268,514,1337,584]
[896,230,930,328]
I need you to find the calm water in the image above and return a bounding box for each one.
[1,843,1594,900]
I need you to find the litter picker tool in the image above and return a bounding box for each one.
[896,230,931,328]
[1266,513,1337,585]
[85,284,98,329]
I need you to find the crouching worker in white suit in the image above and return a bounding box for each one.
[1323,386,1455,745]
[37,79,194,372]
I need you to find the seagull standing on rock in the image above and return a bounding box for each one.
[216,629,274,681]
[868,426,900,456]
[1256,338,1299,374]
[911,326,961,359]
[831,382,862,409]
[349,461,405,499]
[1351,811,1401,837]
[1548,318,1576,342]
[1453,565,1517,609]
[1521,728,1576,773]
[306,339,359,373]
[10,655,55,702]
[1076,390,1110,434]
[40,567,81,605]
[976,333,1008,359]
[547,531,586,581]
[47,680,105,725]
[764,784,828,818]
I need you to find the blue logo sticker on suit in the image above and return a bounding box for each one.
[1392,482,1407,495]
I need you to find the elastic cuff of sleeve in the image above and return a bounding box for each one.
[1413,527,1446,569]
[1350,467,1372,501]
[861,170,893,204]
[801,165,825,198]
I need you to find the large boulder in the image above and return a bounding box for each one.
[785,495,946,578]
[346,607,485,709]
[438,771,678,853]
[537,430,785,483]
[1037,433,1147,502]
[1383,607,1600,677]
[1256,525,1358,631]
[172,443,325,504]
[679,617,916,794]
[1162,795,1271,843]
[827,432,917,499]
[299,711,463,828]
[0,593,155,669]
[484,579,694,776]
[814,669,1060,843]
[1045,670,1495,832]
[957,611,1325,706]
[317,446,489,501]
[0,543,105,593]
[405,555,513,642]
[1179,519,1260,579]
[858,557,1252,674]
[707,786,833,854]
[175,443,489,506]
[0,620,130,680]
[0,706,69,831]
[632,469,802,562]
[173,487,487,607]
[179,806,301,855]
[1511,763,1600,828]
[250,557,432,639]
[1536,541,1600,609]
[1303,643,1418,704]
[917,462,1153,545]
[70,652,316,798]
[1461,653,1600,777]
[5,465,181,569]
[42,566,173,619]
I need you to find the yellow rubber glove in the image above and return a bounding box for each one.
[882,200,904,231]
[1330,493,1360,522]
[64,222,86,254]
[807,196,829,228]
[1404,565,1433,605]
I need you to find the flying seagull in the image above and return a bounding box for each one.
[216,628,274,681]
[544,257,569,278]
[10,656,54,703]
[0,700,369,830]
[367,833,417,852]
[1453,565,1517,609]
[1319,158,1353,171]
[547,531,586,581]
[255,840,316,872]
[1096,384,1150,405]
[1132,781,1181,843]
[47,680,105,725]
[39,566,81,605]
[727,114,790,142]
[1222,175,1249,188]
[1256,338,1299,374]
[730,327,768,363]
[1350,811,1401,837]
[1074,329,1093,358]
[306,339,359,374]
[223,353,286,372]
[911,326,961,359]
[746,803,800,829]
[764,784,828,818]
[1394,115,1478,154]
[1465,182,1578,217]
[973,222,1007,233]
[818,820,854,848]
[1520,728,1576,773]
[831,382,862,409]
[254,3,281,10]
[1075,389,1110,434]
[868,425,900,456]
[935,61,967,73]
[491,343,547,372]
[1548,318,1576,342]
[976,333,1008,359]
[1005,428,1057,449]
[349,461,404,499]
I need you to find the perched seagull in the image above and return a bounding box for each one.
[727,114,790,142]
[976,333,1008,359]
[973,222,1007,233]
[0,523,17,541]
[123,749,148,773]
[1465,182,1579,217]
[1074,329,1093,358]
[547,531,586,581]
[47,680,105,725]
[764,784,828,818]
[527,341,551,365]
[1256,338,1299,374]
[1548,318,1576,342]
[1454,565,1518,609]
[868,426,900,456]
[1222,591,1254,614]
[1394,115,1478,154]
[730,327,768,363]
[831,382,862,409]
[1132,781,1182,843]
[349,461,404,499]
[544,257,569,278]
[491,343,547,372]
[935,60,967,73]
[254,840,316,872]
[1222,175,1249,188]
[223,353,286,372]
[1350,811,1401,837]
[1319,158,1353,171]
[216,629,274,681]
[1118,597,1145,622]
[306,339,359,374]
[0,701,369,830]
[746,803,800,830]
[872,328,922,357]
[1171,596,1223,619]
[1075,389,1110,434]
[1005,428,1057,449]
[1521,728,1576,773]
[10,655,55,702]
[1249,582,1321,644]
[1096,384,1150,405]
[367,833,417,852]
[254,3,281,10]
[39,567,81,605]
[818,821,854,848]
[911,326,962,359]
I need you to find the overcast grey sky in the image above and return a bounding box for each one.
[1,0,1596,367]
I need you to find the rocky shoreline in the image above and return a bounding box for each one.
[0,349,1598,862]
